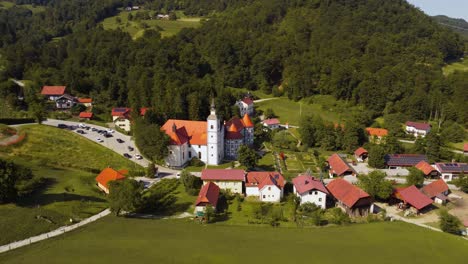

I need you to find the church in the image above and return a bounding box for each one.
[161,102,254,167]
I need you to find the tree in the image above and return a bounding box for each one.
[272,130,291,149]
[384,135,402,154]
[425,132,441,163]
[454,171,468,193]
[406,167,425,187]
[29,101,46,124]
[264,108,276,119]
[237,145,258,169]
[108,179,142,216]
[71,104,86,116]
[146,163,157,178]
[358,171,393,200]
[439,209,461,235]
[134,120,170,162]
[0,158,34,203]
[325,207,350,225]
[180,170,202,195]
[412,137,426,154]
[368,145,386,169]
[204,204,215,223]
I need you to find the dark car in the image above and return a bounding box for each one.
[103,132,113,138]
[76,130,86,134]
[128,146,134,151]
[57,124,68,129]
[123,153,132,159]
[91,128,98,132]
[116,138,124,143]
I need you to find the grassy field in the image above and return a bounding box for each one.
[443,59,468,75]
[1,217,467,263]
[0,125,141,244]
[101,10,201,39]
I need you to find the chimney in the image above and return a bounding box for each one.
[172,123,177,133]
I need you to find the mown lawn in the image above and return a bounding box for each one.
[443,59,468,75]
[101,10,201,39]
[0,125,141,244]
[1,217,467,263]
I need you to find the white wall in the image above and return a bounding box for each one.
[203,180,243,194]
[297,190,327,209]
[259,185,282,202]
[246,186,259,196]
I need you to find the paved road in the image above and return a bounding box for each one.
[253,98,279,103]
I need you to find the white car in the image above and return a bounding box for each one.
[106,129,115,133]
[135,154,143,160]
[96,138,104,143]
[79,123,86,128]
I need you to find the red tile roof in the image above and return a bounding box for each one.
[140,107,149,116]
[415,161,436,176]
[241,97,254,105]
[195,182,220,208]
[354,147,368,157]
[292,174,329,195]
[242,114,254,128]
[246,171,285,190]
[405,121,431,131]
[78,98,92,103]
[201,169,245,181]
[366,127,388,137]
[327,153,355,176]
[161,120,207,145]
[95,168,126,189]
[79,112,93,118]
[421,179,449,199]
[464,143,468,152]
[262,118,280,126]
[395,185,433,210]
[326,178,370,208]
[41,86,66,96]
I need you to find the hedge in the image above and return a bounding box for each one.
[0,118,36,125]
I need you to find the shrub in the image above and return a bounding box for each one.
[325,208,350,225]
[180,170,202,195]
[439,209,461,235]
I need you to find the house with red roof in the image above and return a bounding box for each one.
[201,169,245,194]
[111,107,148,132]
[292,174,329,208]
[95,168,127,194]
[327,153,356,177]
[326,178,373,216]
[394,185,433,212]
[405,121,431,138]
[78,98,93,107]
[435,162,468,182]
[421,179,450,204]
[41,86,66,101]
[194,182,220,215]
[236,96,254,117]
[464,143,468,155]
[261,118,281,130]
[415,161,439,178]
[366,127,388,144]
[79,112,93,120]
[55,94,77,109]
[354,147,368,162]
[246,171,285,202]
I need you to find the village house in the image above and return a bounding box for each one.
[421,179,450,205]
[354,147,368,162]
[327,153,356,177]
[415,160,439,178]
[236,96,254,117]
[111,107,147,132]
[384,154,428,169]
[41,86,66,101]
[200,169,245,194]
[162,103,253,167]
[79,112,93,120]
[78,98,93,108]
[261,118,281,130]
[435,162,468,182]
[194,182,220,216]
[95,168,127,194]
[245,171,285,202]
[393,185,433,213]
[464,143,468,155]
[326,178,373,216]
[365,127,388,144]
[405,121,431,138]
[292,174,329,208]
[55,94,77,109]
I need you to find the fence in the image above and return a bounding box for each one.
[0,209,111,254]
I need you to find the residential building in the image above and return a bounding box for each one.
[421,179,450,205]
[354,147,368,162]
[327,153,356,177]
[41,86,66,101]
[194,182,220,215]
[236,97,254,117]
[384,154,428,169]
[393,185,433,213]
[326,178,373,216]
[435,163,468,182]
[405,121,431,137]
[55,94,77,109]
[95,168,126,194]
[464,143,468,155]
[292,174,329,208]
[78,98,93,108]
[365,127,388,144]
[262,118,281,130]
[245,171,285,202]
[79,112,93,120]
[111,107,146,132]
[200,169,245,194]
[415,161,439,178]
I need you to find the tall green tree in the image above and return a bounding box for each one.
[406,167,425,187]
[237,145,258,169]
[368,145,386,169]
[439,209,461,235]
[108,179,142,216]
[134,120,170,162]
[358,171,393,200]
[425,132,441,163]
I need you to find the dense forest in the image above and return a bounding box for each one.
[0,0,467,126]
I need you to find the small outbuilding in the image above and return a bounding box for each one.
[421,179,450,204]
[327,153,356,177]
[394,185,433,213]
[79,112,93,120]
[95,168,127,194]
[194,182,220,215]
[415,160,439,178]
[326,178,373,216]
[354,147,368,162]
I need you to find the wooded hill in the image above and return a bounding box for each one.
[0,0,467,126]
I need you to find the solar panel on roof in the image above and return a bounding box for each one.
[114,108,127,112]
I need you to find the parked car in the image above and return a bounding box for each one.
[135,154,142,160]
[128,146,134,151]
[57,124,68,129]
[176,172,181,179]
[123,153,132,159]
[106,129,115,133]
[116,138,124,143]
[103,133,113,138]
[91,128,98,132]
[96,138,104,143]
[78,123,86,128]
[76,130,86,134]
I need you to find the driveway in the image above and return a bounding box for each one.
[351,163,409,177]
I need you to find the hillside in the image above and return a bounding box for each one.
[433,15,468,39]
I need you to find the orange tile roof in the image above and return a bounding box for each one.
[195,182,220,207]
[78,98,92,103]
[327,153,355,176]
[162,119,207,145]
[366,127,388,137]
[95,168,126,189]
[41,86,66,95]
[415,161,436,176]
[242,114,254,128]
[79,112,93,118]
[326,178,371,208]
[421,179,449,199]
